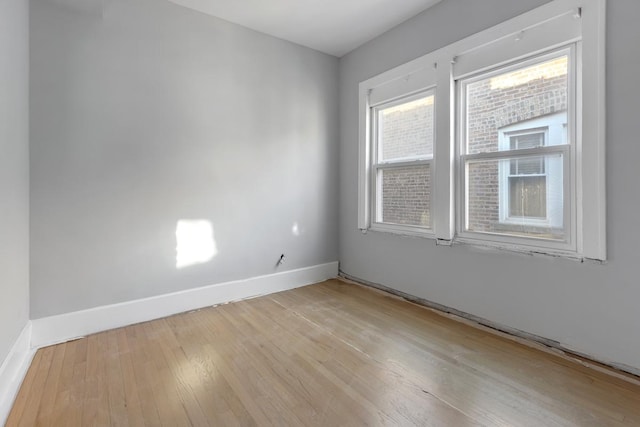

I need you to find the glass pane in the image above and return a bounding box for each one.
[512,156,544,175]
[509,176,546,218]
[511,132,544,150]
[465,154,564,240]
[377,93,434,161]
[465,55,569,154]
[378,165,431,228]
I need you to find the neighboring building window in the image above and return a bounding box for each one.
[372,91,435,232]
[497,113,567,231]
[507,131,547,219]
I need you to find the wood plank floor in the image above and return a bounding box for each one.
[6,279,640,426]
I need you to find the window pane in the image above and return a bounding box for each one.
[378,165,431,228]
[378,93,434,161]
[512,156,545,175]
[509,176,546,218]
[466,154,564,240]
[511,132,544,150]
[465,56,568,155]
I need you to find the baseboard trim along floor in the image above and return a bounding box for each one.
[1,262,339,426]
[7,280,640,425]
[0,324,35,425]
[30,262,339,349]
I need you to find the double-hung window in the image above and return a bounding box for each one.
[459,49,574,248]
[359,0,606,261]
[359,61,438,236]
[372,91,435,232]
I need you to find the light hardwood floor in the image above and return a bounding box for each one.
[6,279,640,426]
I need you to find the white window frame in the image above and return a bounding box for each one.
[357,0,606,261]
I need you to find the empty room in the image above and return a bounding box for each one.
[1,0,639,425]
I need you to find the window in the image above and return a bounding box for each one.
[507,131,548,219]
[499,113,567,228]
[358,55,438,237]
[372,91,435,233]
[359,0,606,260]
[460,51,571,244]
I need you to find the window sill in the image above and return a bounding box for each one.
[360,227,606,264]
[452,235,606,264]
[364,224,435,239]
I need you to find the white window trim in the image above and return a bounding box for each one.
[357,0,606,261]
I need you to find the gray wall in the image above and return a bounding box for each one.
[30,0,339,318]
[0,0,30,364]
[339,0,640,372]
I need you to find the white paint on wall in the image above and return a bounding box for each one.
[167,0,442,57]
[339,0,640,372]
[0,0,30,421]
[292,222,302,237]
[0,0,30,372]
[30,0,339,318]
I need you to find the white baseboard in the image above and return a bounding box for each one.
[0,323,35,426]
[31,262,338,349]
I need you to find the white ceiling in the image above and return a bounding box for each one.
[167,0,442,57]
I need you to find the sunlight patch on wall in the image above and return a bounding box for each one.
[176,219,218,269]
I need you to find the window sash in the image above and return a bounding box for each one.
[371,157,435,234]
[368,88,436,235]
[460,145,572,248]
[371,150,435,235]
[372,89,435,163]
[458,47,573,155]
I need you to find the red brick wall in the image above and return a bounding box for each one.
[381,165,431,226]
[379,97,434,227]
